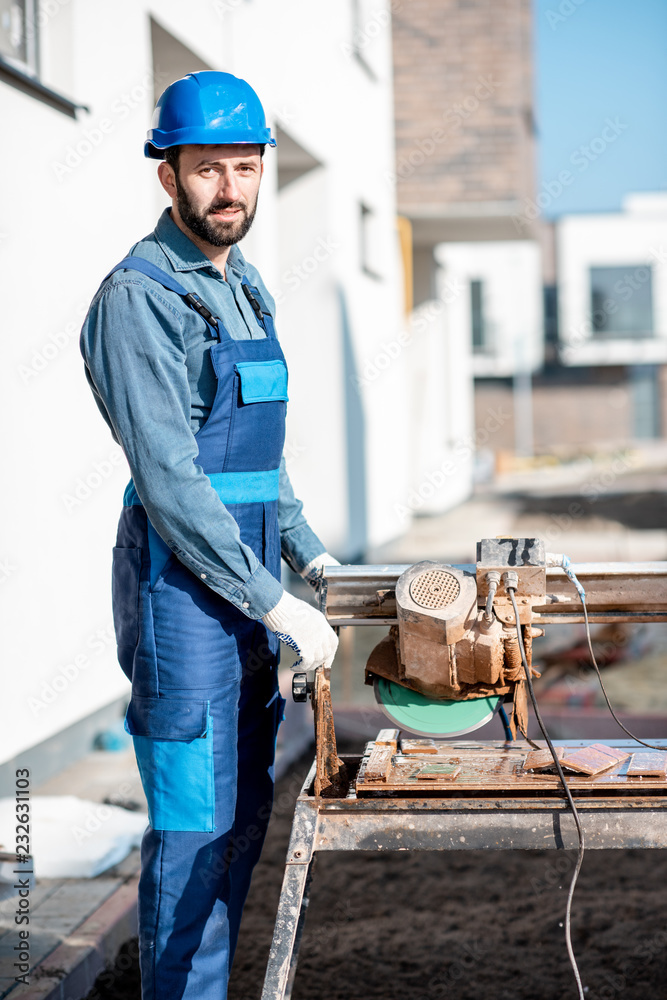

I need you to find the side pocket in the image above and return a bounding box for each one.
[125,696,215,832]
[111,547,142,650]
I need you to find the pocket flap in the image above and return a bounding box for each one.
[236,360,288,403]
[124,696,210,741]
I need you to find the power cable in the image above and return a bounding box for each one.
[550,554,665,751]
[508,586,585,1000]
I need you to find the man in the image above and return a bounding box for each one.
[80,71,339,1000]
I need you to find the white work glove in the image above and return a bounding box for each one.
[299,551,341,589]
[262,590,339,671]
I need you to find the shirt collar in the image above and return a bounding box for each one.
[153,209,248,276]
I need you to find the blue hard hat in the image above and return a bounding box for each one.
[145,71,276,159]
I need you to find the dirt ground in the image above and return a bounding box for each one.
[84,468,667,1000]
[85,744,667,1000]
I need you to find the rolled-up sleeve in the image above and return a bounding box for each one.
[80,277,283,618]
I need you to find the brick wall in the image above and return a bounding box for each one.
[474,371,648,454]
[392,0,535,215]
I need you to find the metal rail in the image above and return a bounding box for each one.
[320,562,667,625]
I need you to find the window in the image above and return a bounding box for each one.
[0,0,85,117]
[360,202,382,279]
[590,265,654,338]
[631,365,660,438]
[470,279,487,353]
[0,0,38,76]
[350,0,382,80]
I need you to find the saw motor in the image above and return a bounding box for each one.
[347,538,545,738]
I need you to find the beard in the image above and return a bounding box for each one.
[174,173,258,247]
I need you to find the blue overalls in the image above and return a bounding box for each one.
[107,257,287,999]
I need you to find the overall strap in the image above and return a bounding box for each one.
[106,257,221,339]
[241,276,277,338]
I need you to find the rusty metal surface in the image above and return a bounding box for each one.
[291,749,667,851]
[312,803,667,851]
[320,562,667,625]
[355,740,667,794]
[312,667,348,798]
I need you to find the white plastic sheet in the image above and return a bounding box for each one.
[0,796,148,878]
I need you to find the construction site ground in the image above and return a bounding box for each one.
[91,742,667,1000]
[20,446,667,998]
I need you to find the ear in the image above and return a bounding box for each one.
[158,161,177,199]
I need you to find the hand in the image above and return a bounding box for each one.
[299,551,341,589]
[262,590,338,671]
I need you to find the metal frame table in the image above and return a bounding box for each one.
[261,740,667,1000]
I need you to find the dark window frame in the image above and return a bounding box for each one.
[0,55,87,117]
[359,202,382,281]
[0,0,39,76]
[0,1,87,118]
[470,278,488,353]
[589,264,654,340]
[350,0,379,81]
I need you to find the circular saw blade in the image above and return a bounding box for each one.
[374,677,500,738]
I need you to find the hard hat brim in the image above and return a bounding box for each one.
[144,126,277,159]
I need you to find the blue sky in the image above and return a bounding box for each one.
[534,0,667,216]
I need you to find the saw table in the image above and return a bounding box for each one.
[261,546,667,999]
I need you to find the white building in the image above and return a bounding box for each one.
[436,240,544,378]
[1,0,470,784]
[558,192,667,368]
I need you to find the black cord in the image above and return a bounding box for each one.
[508,588,585,1000]
[498,703,514,741]
[581,598,666,751]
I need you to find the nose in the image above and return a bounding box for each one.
[217,167,242,203]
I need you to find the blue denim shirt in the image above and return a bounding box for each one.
[80,209,325,619]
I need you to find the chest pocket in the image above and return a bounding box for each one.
[235,360,288,403]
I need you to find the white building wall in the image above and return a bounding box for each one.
[227,0,408,556]
[558,194,667,366]
[399,298,474,519]
[435,240,544,378]
[1,0,412,764]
